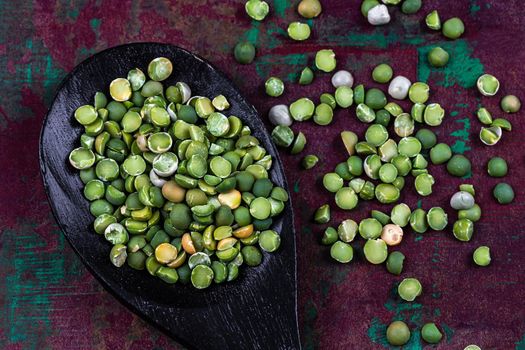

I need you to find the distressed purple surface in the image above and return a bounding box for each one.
[1,1,525,349]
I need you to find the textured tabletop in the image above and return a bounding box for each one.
[1,1,524,349]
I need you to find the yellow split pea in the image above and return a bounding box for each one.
[218,189,241,209]
[155,243,178,264]
[109,78,132,102]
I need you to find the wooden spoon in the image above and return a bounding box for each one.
[39,43,300,350]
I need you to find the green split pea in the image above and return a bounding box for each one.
[69,56,289,289]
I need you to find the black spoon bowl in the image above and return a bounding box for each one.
[39,43,299,350]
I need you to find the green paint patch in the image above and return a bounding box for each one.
[470,0,481,14]
[450,111,459,117]
[367,317,389,348]
[385,300,423,314]
[516,334,525,349]
[401,330,423,349]
[450,140,470,154]
[77,47,96,60]
[417,40,484,88]
[329,30,402,49]
[318,259,351,295]
[451,118,470,141]
[415,235,423,242]
[302,225,312,236]
[287,69,300,83]
[294,180,300,193]
[1,223,71,345]
[24,39,33,84]
[265,23,286,49]
[383,285,423,316]
[441,323,455,343]
[68,8,80,20]
[417,200,422,208]
[450,118,472,154]
[273,0,290,18]
[330,264,352,286]
[0,38,65,126]
[319,279,331,297]
[434,240,443,268]
[242,21,261,44]
[254,53,308,80]
[405,36,425,46]
[317,16,427,48]
[302,301,319,350]
[44,55,65,101]
[90,18,101,31]
[305,301,318,321]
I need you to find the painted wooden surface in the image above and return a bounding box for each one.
[1,0,525,349]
